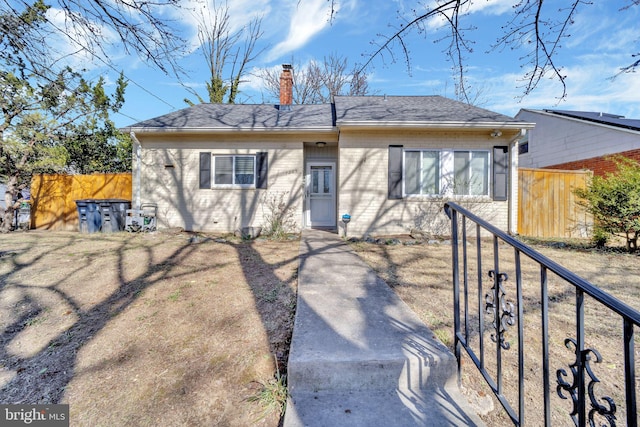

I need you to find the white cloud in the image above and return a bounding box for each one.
[171,0,272,52]
[44,7,120,71]
[482,58,640,119]
[266,0,335,61]
[420,0,519,31]
[566,2,639,52]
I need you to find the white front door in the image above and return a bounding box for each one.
[306,162,336,227]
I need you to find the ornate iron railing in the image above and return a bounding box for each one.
[444,202,639,426]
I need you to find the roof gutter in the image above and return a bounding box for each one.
[336,121,536,130]
[521,109,640,134]
[130,131,141,210]
[122,126,337,135]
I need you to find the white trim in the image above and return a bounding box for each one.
[337,121,536,130]
[130,131,141,210]
[402,148,491,198]
[509,129,526,235]
[517,109,640,136]
[125,127,337,134]
[211,154,256,188]
[402,149,441,196]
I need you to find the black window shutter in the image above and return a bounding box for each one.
[388,145,403,199]
[493,146,509,201]
[256,152,268,189]
[199,152,211,189]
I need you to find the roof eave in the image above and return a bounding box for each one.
[124,126,337,135]
[519,109,640,134]
[336,121,536,130]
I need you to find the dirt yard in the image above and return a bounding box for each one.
[0,229,298,426]
[4,228,639,426]
[350,236,640,426]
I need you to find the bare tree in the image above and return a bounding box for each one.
[0,0,185,78]
[184,1,265,105]
[321,0,639,104]
[260,54,371,104]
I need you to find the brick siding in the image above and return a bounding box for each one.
[545,148,640,176]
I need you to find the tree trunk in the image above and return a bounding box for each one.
[1,174,19,232]
[625,231,638,253]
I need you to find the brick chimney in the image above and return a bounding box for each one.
[279,64,293,109]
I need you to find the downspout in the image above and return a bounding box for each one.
[508,129,526,235]
[130,131,141,210]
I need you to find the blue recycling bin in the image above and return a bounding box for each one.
[99,200,116,232]
[110,199,131,231]
[75,200,101,233]
[100,199,131,232]
[75,200,89,233]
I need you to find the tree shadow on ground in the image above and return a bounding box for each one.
[0,230,301,427]
[233,240,299,374]
[0,232,203,404]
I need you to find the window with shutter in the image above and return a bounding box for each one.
[199,152,211,189]
[199,154,266,188]
[256,152,268,189]
[492,146,509,201]
[388,145,403,199]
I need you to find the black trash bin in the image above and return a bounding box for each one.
[100,199,131,232]
[112,199,131,231]
[99,200,117,233]
[86,200,101,233]
[75,200,88,233]
[75,199,101,233]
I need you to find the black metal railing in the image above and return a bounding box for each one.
[444,202,640,426]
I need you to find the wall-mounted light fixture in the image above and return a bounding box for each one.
[315,141,327,148]
[490,130,503,138]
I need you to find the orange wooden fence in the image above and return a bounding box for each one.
[30,173,132,230]
[518,168,592,238]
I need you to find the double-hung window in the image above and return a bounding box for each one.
[453,151,489,196]
[214,155,255,186]
[404,150,440,196]
[199,152,268,189]
[389,145,507,201]
[399,149,490,197]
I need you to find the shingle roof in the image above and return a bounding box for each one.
[124,95,529,132]
[546,110,640,131]
[125,103,334,131]
[334,95,523,125]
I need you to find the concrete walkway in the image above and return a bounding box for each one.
[283,230,485,427]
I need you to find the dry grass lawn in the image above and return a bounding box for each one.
[350,237,640,426]
[4,226,639,426]
[0,230,298,426]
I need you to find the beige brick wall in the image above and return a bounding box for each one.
[134,127,519,236]
[337,129,514,237]
[137,133,305,233]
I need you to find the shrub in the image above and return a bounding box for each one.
[260,191,298,239]
[574,157,640,252]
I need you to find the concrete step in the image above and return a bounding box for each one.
[284,230,485,426]
[284,388,484,427]
[286,294,459,393]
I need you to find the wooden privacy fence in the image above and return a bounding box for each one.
[30,173,132,230]
[518,168,592,238]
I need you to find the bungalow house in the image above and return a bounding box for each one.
[124,66,533,237]
[515,109,640,176]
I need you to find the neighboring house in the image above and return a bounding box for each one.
[124,67,533,237]
[515,109,640,176]
[0,184,30,210]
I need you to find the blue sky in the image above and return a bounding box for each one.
[50,0,640,128]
